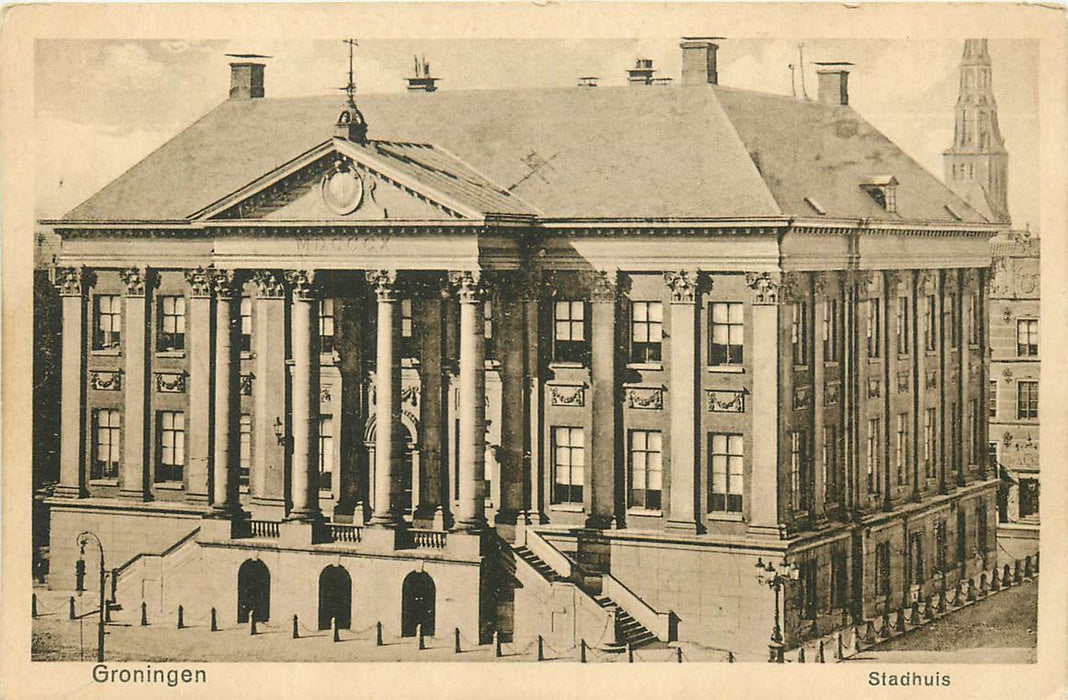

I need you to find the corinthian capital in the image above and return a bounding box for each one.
[745,271,781,305]
[53,266,87,297]
[448,270,483,303]
[119,267,153,297]
[664,269,701,304]
[252,270,285,299]
[365,269,398,302]
[210,268,240,300]
[184,267,212,298]
[285,269,318,301]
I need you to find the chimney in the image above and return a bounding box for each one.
[680,37,720,85]
[227,54,269,100]
[627,58,656,85]
[814,62,853,106]
[406,55,439,92]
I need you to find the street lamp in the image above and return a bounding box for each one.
[76,531,106,662]
[755,557,799,663]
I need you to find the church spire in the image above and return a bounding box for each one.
[943,38,1010,224]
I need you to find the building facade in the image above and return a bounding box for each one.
[40,40,1002,658]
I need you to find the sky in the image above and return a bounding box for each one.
[34,37,1040,228]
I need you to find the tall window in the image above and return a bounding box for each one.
[822,299,839,362]
[867,298,882,359]
[552,427,584,504]
[553,300,587,364]
[1017,381,1038,420]
[792,301,808,365]
[935,520,948,576]
[956,509,967,565]
[628,430,662,509]
[1016,319,1038,357]
[976,502,988,556]
[823,425,838,503]
[238,413,251,489]
[867,418,880,497]
[319,415,334,491]
[157,296,186,352]
[156,411,185,482]
[909,532,925,585]
[988,442,999,472]
[629,301,663,364]
[896,296,910,355]
[708,433,743,514]
[790,430,808,511]
[93,295,122,350]
[798,560,818,621]
[91,409,121,479]
[924,295,937,352]
[967,293,980,345]
[895,413,908,487]
[923,408,937,479]
[709,302,743,367]
[319,298,336,354]
[988,380,997,419]
[969,399,980,469]
[831,551,849,610]
[1020,479,1040,518]
[399,298,414,357]
[948,294,960,349]
[948,404,960,474]
[239,296,253,353]
[483,300,495,358]
[875,541,891,598]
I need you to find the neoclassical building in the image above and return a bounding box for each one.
[41,40,1002,657]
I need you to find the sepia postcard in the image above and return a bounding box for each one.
[1,2,1066,699]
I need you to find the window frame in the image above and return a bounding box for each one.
[792,301,809,366]
[239,296,253,353]
[708,432,744,515]
[822,298,840,362]
[93,294,123,351]
[238,413,252,489]
[156,295,186,353]
[319,297,336,355]
[896,295,910,356]
[1017,380,1039,420]
[91,408,121,480]
[1016,318,1038,357]
[709,302,744,367]
[629,301,663,365]
[155,410,186,483]
[552,300,588,365]
[551,426,585,505]
[924,294,937,352]
[867,298,882,359]
[867,418,881,497]
[627,429,663,510]
[319,414,334,491]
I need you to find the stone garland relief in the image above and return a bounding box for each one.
[867,378,881,398]
[625,386,664,410]
[925,369,939,390]
[707,389,745,413]
[824,382,840,406]
[793,386,811,410]
[240,373,255,397]
[155,372,186,394]
[897,370,910,394]
[549,384,586,407]
[89,370,123,391]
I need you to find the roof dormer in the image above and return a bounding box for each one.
[860,175,899,213]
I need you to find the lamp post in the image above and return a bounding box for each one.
[755,557,799,663]
[76,531,106,662]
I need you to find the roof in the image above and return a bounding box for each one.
[62,84,989,225]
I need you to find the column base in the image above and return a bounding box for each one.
[119,489,151,502]
[747,523,788,539]
[368,512,402,527]
[431,506,449,531]
[53,484,86,499]
[199,514,248,541]
[186,491,210,504]
[286,507,322,522]
[583,513,613,530]
[450,518,486,533]
[665,519,699,534]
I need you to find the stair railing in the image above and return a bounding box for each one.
[601,572,674,642]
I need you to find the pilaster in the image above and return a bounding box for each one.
[55,266,88,498]
[588,269,619,529]
[451,269,487,531]
[184,267,212,502]
[285,269,321,522]
[251,270,287,509]
[745,271,782,536]
[664,270,700,533]
[119,267,153,500]
[367,269,401,526]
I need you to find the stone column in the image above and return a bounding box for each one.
[285,269,321,521]
[665,270,700,532]
[119,267,152,500]
[210,269,241,516]
[589,270,619,529]
[54,267,88,498]
[452,270,487,531]
[367,270,400,525]
[746,271,781,535]
[184,268,212,502]
[251,270,286,508]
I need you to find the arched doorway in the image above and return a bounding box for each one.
[237,559,270,623]
[318,565,352,630]
[401,571,436,637]
[364,412,420,518]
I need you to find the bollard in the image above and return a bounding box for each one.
[880,612,892,639]
[1003,564,1012,587]
[177,605,184,630]
[853,627,863,654]
[937,587,947,614]
[627,642,634,663]
[951,582,962,608]
[140,601,148,626]
[817,640,825,663]
[69,596,76,621]
[32,593,38,619]
[991,568,1001,592]
[416,623,424,650]
[923,594,934,621]
[980,572,989,595]
[580,639,587,663]
[537,635,544,661]
[908,600,920,626]
[249,611,257,636]
[376,621,383,647]
[835,632,844,660]
[797,647,806,663]
[333,617,340,643]
[863,619,876,644]
[292,614,298,639]
[676,647,683,663]
[966,578,976,603]
[454,628,461,654]
[727,651,735,663]
[1024,555,1033,579]
[493,630,501,658]
[895,607,906,633]
[210,607,218,632]
[1035,552,1040,574]
[1013,560,1022,584]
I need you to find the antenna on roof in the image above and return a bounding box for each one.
[343,38,359,106]
[788,63,797,98]
[797,43,809,100]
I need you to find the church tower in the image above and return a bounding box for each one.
[943,39,1010,224]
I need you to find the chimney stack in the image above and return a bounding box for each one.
[814,62,853,106]
[406,55,439,92]
[227,54,269,100]
[680,37,721,85]
[627,58,656,85]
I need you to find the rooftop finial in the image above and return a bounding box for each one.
[335,38,368,142]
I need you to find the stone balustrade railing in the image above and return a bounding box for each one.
[328,523,363,543]
[248,519,280,539]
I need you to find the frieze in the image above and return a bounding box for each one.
[549,384,586,408]
[707,389,745,413]
[824,382,840,406]
[90,370,123,391]
[240,373,254,396]
[625,386,664,410]
[793,385,811,410]
[155,372,186,394]
[867,378,881,399]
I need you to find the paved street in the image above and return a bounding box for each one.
[846,578,1038,664]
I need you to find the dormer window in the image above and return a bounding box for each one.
[860,175,898,213]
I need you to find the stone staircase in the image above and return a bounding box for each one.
[513,546,565,583]
[594,595,658,650]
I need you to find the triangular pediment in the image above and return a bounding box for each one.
[193,137,533,222]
